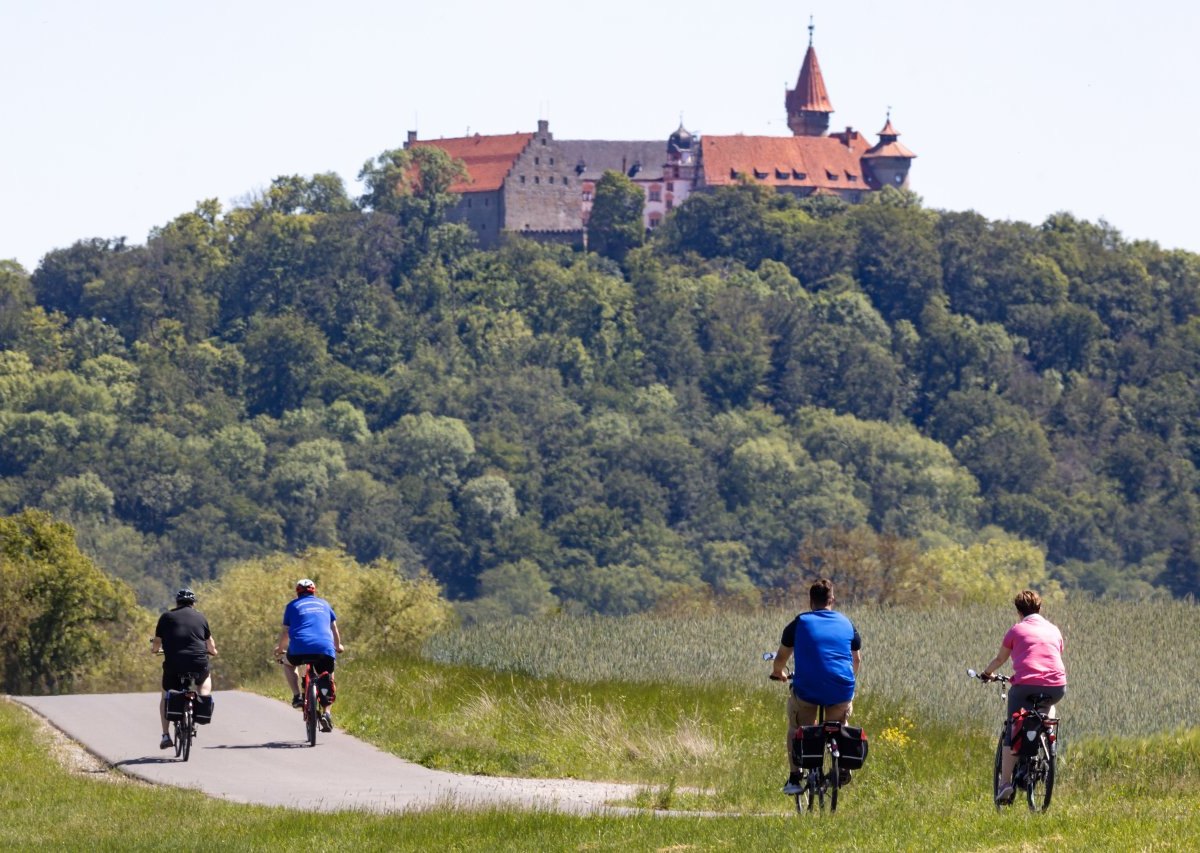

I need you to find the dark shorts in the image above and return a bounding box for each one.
[286,653,335,674]
[1004,683,1066,744]
[162,662,210,692]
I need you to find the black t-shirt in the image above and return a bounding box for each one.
[155,606,211,669]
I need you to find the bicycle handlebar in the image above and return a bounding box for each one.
[967,668,1011,684]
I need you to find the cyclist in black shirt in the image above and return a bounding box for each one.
[151,588,218,749]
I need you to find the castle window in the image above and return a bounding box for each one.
[549,157,555,165]
[847,172,858,182]
[793,170,807,180]
[520,175,526,184]
[666,182,674,191]
[649,186,662,202]
[549,176,554,184]
[535,157,540,165]
[562,177,569,186]
[826,170,838,181]
[534,176,540,184]
[649,213,662,229]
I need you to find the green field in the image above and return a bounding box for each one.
[6,600,1200,850]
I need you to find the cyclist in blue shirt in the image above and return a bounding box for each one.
[770,578,862,794]
[272,578,345,717]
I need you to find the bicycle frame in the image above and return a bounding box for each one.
[969,670,1058,812]
[171,674,202,762]
[767,654,845,814]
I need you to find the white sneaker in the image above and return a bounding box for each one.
[782,773,804,795]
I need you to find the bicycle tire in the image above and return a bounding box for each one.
[1026,738,1055,812]
[992,733,1004,803]
[305,675,319,746]
[180,703,192,762]
[828,755,840,813]
[173,718,184,759]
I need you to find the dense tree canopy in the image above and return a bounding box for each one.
[4,157,1200,614]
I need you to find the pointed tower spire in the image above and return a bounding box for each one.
[786,18,833,136]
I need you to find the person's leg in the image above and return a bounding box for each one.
[282,657,301,695]
[159,691,169,735]
[786,694,819,772]
[199,672,213,697]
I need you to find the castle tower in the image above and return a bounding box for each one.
[667,120,695,165]
[785,21,833,137]
[862,114,916,188]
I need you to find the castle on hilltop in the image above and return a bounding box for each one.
[405,27,914,248]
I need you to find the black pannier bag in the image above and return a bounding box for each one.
[1009,710,1044,756]
[836,725,869,770]
[193,694,215,724]
[165,690,187,721]
[316,671,336,705]
[793,725,827,769]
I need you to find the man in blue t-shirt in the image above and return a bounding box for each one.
[770,578,862,794]
[272,578,345,721]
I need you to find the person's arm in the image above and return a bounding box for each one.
[851,648,861,675]
[272,627,289,658]
[331,621,345,654]
[205,636,218,657]
[150,637,162,654]
[770,645,792,680]
[981,645,1011,679]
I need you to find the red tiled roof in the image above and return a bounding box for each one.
[700,134,871,190]
[786,45,833,115]
[410,132,534,192]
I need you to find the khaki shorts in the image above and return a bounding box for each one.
[785,692,853,771]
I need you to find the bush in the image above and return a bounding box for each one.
[197,548,453,686]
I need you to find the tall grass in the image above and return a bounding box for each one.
[424,599,1198,739]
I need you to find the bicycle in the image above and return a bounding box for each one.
[276,656,332,746]
[765,652,865,814]
[968,669,1059,812]
[166,672,203,762]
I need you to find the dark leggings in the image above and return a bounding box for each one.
[1004,683,1066,744]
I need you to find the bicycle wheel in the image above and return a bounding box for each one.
[828,755,840,813]
[173,719,184,759]
[1026,739,1055,812]
[992,733,1004,802]
[180,704,193,761]
[305,676,319,746]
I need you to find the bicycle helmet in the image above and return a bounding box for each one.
[176,588,197,605]
[295,578,316,595]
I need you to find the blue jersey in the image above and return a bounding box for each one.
[283,595,337,656]
[781,609,861,706]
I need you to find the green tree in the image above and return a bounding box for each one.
[0,509,153,694]
[587,170,645,263]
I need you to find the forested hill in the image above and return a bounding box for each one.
[3,147,1200,612]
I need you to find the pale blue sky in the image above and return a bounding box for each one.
[2,0,1196,272]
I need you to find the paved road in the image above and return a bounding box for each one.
[13,690,643,814]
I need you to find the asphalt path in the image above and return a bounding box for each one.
[13,690,644,814]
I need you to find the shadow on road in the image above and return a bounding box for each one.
[208,741,314,750]
[114,757,181,766]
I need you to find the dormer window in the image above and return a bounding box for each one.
[754,169,768,180]
[776,169,790,180]
[793,170,807,180]
[826,170,838,181]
